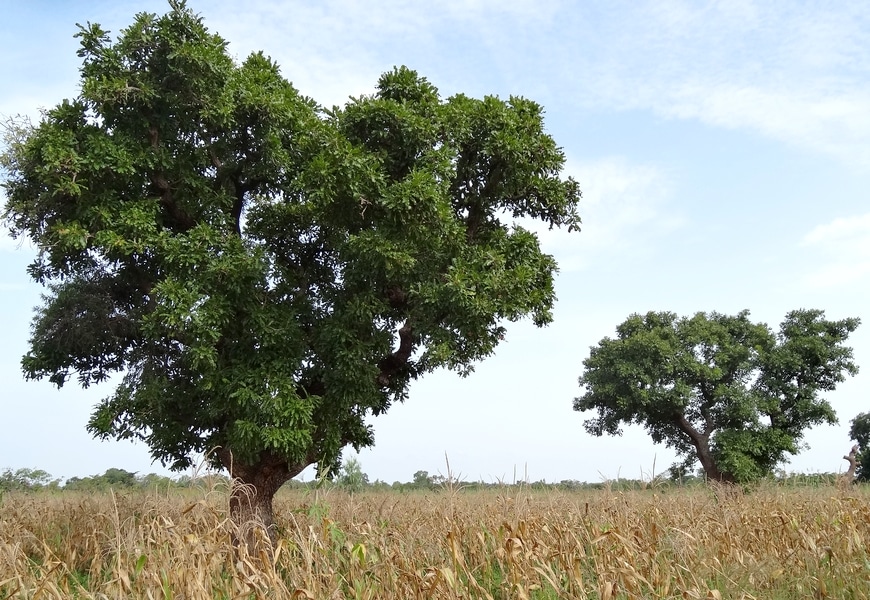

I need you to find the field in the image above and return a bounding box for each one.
[2,482,869,599]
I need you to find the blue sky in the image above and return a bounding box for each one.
[2,0,869,484]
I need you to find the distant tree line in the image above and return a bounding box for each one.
[0,467,226,493]
[4,443,866,495]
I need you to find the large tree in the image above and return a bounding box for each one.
[848,413,870,482]
[2,2,581,542]
[574,310,859,483]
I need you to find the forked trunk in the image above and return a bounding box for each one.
[217,449,309,552]
[842,444,859,484]
[674,415,736,484]
[695,442,735,484]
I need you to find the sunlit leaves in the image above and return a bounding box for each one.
[3,3,580,482]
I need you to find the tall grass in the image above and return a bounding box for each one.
[1,482,868,598]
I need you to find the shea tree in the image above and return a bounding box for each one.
[1,2,580,541]
[849,413,870,482]
[574,310,859,483]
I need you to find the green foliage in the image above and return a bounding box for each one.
[575,309,860,483]
[2,2,580,488]
[336,456,369,494]
[849,412,870,482]
[0,467,188,492]
[62,468,191,491]
[412,470,433,489]
[409,470,445,490]
[0,468,59,492]
[64,468,138,490]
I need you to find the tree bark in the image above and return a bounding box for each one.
[693,438,734,484]
[842,444,859,484]
[217,448,310,552]
[674,415,735,484]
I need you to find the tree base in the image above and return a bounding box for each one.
[219,449,309,553]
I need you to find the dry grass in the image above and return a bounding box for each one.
[1,482,869,599]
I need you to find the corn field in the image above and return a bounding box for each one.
[1,483,869,599]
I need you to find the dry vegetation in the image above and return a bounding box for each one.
[2,482,869,599]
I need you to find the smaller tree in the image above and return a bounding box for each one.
[0,468,56,492]
[575,309,860,483]
[337,457,369,494]
[63,468,139,490]
[849,413,870,482]
[101,468,138,487]
[138,472,178,490]
[410,470,431,489]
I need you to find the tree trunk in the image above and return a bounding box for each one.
[675,415,736,484]
[217,449,309,552]
[693,439,735,484]
[842,444,859,485]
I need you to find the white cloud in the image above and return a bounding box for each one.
[8,1,870,169]
[555,1,870,168]
[803,214,870,245]
[802,262,870,289]
[520,157,683,272]
[188,0,569,108]
[659,83,870,166]
[441,0,561,21]
[201,1,439,108]
[801,213,870,288]
[1,89,77,122]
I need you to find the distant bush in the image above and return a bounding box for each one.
[0,468,61,492]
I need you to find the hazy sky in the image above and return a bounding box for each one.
[2,0,869,485]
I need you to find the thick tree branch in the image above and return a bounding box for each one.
[217,447,315,481]
[148,125,196,232]
[701,407,715,436]
[675,413,704,448]
[465,204,483,242]
[674,412,730,482]
[843,444,859,482]
[384,285,408,309]
[228,176,267,237]
[298,378,326,399]
[377,321,414,387]
[230,175,244,236]
[207,146,223,169]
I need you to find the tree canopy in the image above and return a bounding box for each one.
[1,1,580,536]
[574,309,860,483]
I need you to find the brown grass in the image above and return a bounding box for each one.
[1,483,869,599]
